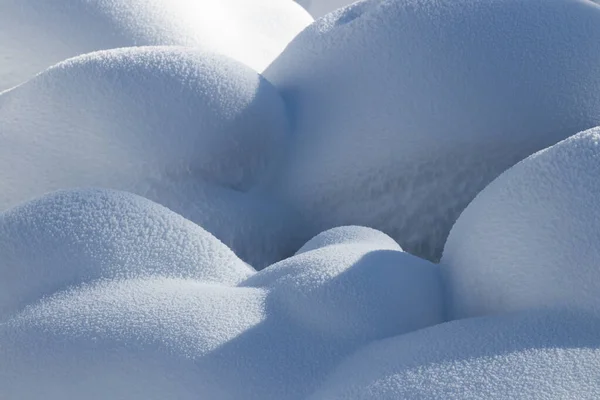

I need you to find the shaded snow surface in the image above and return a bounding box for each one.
[295,0,359,18]
[0,0,312,90]
[0,191,445,399]
[264,0,600,262]
[0,46,299,268]
[443,126,600,320]
[308,309,600,399]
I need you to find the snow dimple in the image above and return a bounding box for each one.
[264,0,600,262]
[442,126,600,320]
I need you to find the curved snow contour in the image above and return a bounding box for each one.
[0,188,253,321]
[442,127,600,319]
[295,0,359,18]
[0,278,268,400]
[308,309,600,399]
[264,0,600,261]
[243,226,443,342]
[0,0,312,90]
[0,46,296,268]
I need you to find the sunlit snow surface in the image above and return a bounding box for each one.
[2,0,600,399]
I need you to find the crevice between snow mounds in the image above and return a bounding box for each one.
[264,0,600,262]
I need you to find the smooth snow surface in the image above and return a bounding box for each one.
[295,0,358,18]
[0,46,295,268]
[0,194,443,399]
[443,127,600,319]
[0,0,312,90]
[309,309,600,399]
[0,189,253,321]
[243,227,443,342]
[296,225,401,255]
[265,0,600,262]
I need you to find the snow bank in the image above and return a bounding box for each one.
[0,204,441,399]
[0,188,253,321]
[309,309,600,399]
[243,227,443,342]
[264,0,600,261]
[0,0,312,90]
[295,0,358,18]
[0,46,294,267]
[442,127,600,319]
[0,277,268,400]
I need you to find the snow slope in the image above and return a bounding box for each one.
[443,127,600,319]
[0,189,253,321]
[264,0,600,261]
[309,309,600,399]
[0,192,444,399]
[0,0,312,90]
[0,46,296,268]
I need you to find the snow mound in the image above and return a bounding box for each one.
[309,309,600,399]
[0,211,442,399]
[295,0,358,18]
[296,225,401,255]
[243,228,443,342]
[442,127,600,319]
[0,46,293,267]
[264,0,600,261]
[0,188,253,321]
[0,0,312,90]
[0,277,267,400]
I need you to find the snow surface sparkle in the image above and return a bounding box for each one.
[2,0,600,399]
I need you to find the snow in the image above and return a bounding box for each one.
[0,0,312,91]
[0,188,253,321]
[296,225,401,255]
[442,127,600,320]
[264,0,600,262]
[0,196,442,399]
[0,46,294,268]
[295,0,358,18]
[309,309,600,399]
[242,227,443,342]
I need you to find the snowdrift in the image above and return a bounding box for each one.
[295,0,358,18]
[443,127,600,319]
[0,46,297,268]
[0,0,312,90]
[309,309,600,399]
[0,192,443,399]
[265,0,600,261]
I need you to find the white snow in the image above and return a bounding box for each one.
[442,127,600,320]
[308,309,600,399]
[295,0,359,19]
[0,197,442,399]
[0,188,253,321]
[264,0,600,262]
[0,0,312,90]
[242,227,443,342]
[0,46,295,268]
[296,225,401,255]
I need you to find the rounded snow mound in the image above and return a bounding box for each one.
[264,0,600,261]
[0,0,312,90]
[0,188,253,321]
[296,225,401,255]
[0,46,294,267]
[243,227,443,342]
[443,127,600,319]
[0,277,267,400]
[308,309,600,399]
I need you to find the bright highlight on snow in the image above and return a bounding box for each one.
[2,0,600,398]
